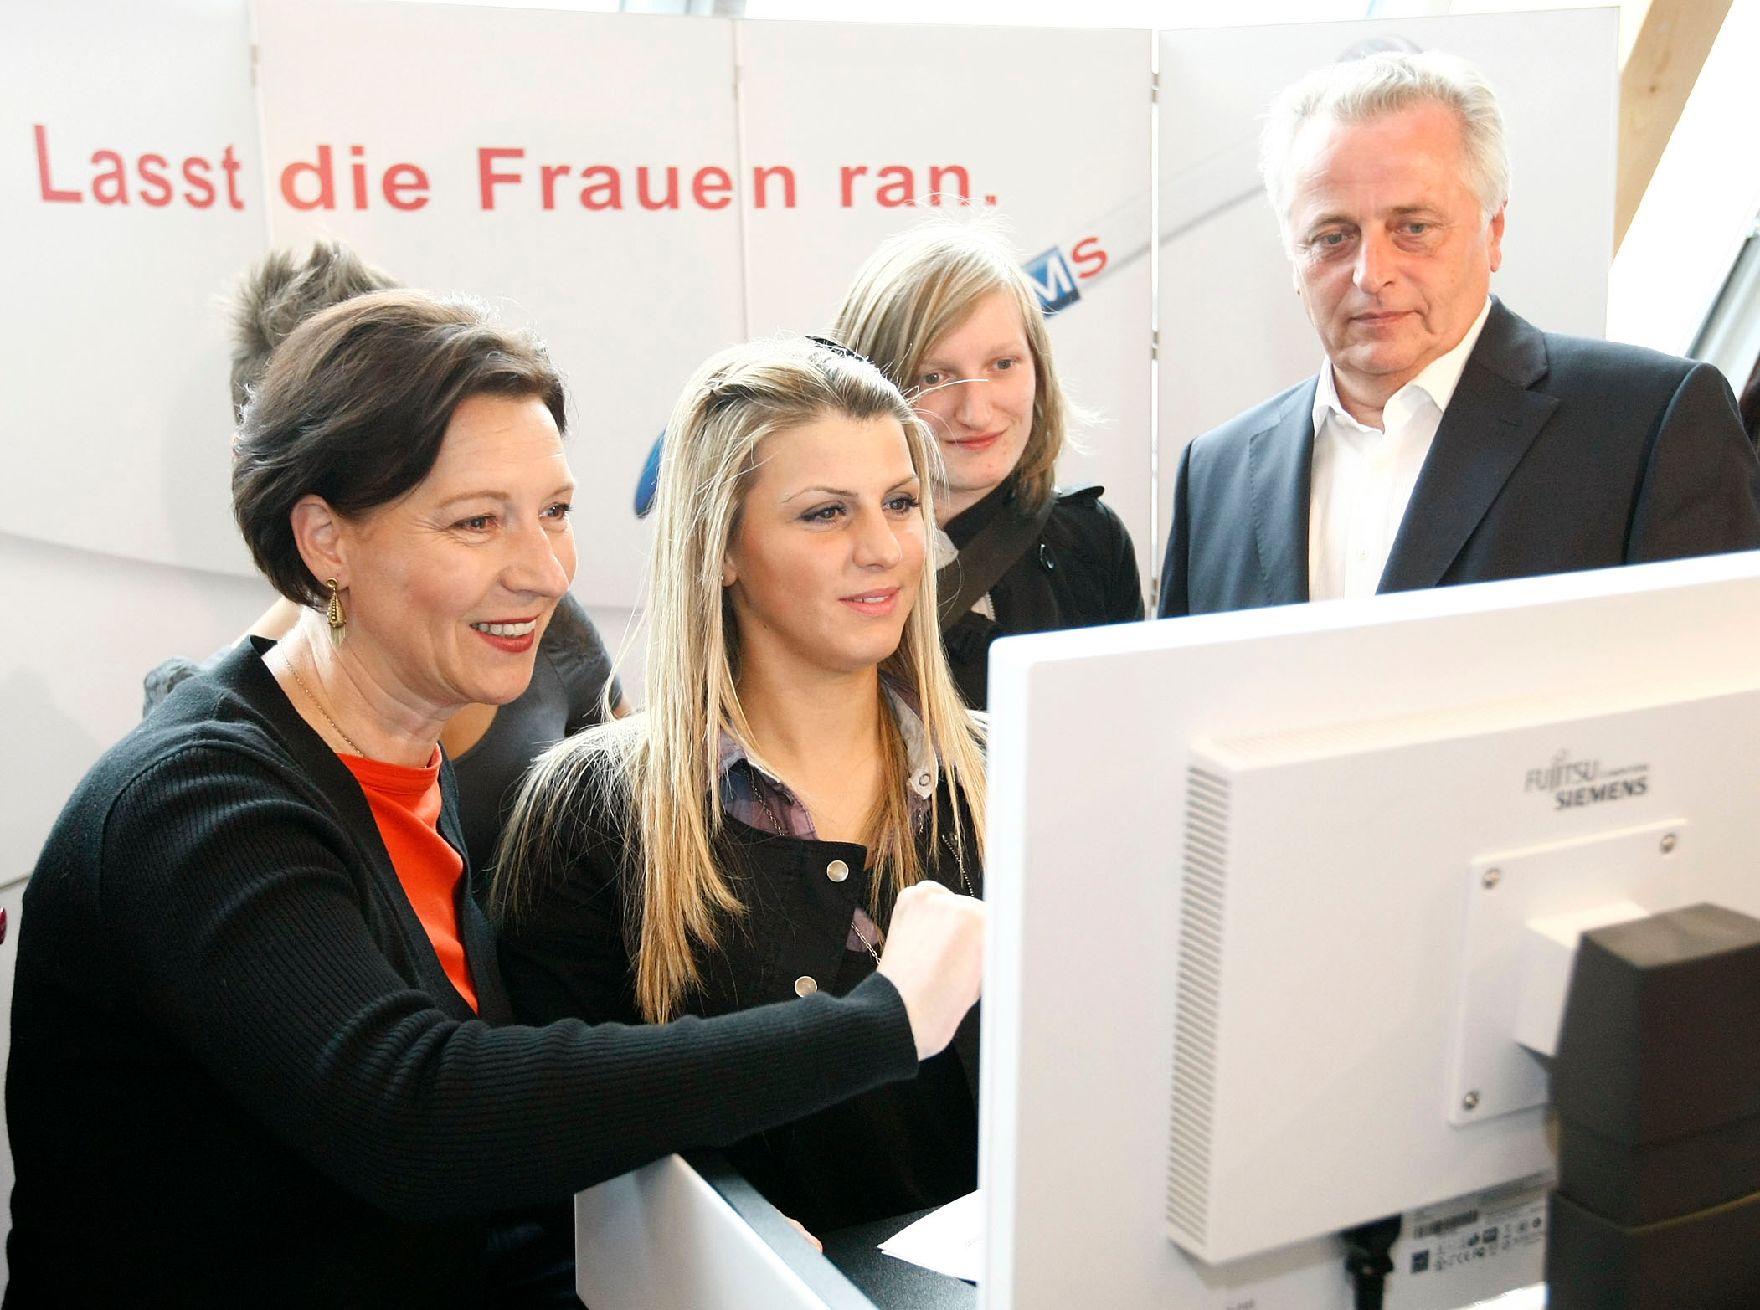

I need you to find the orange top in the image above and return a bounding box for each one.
[341,749,479,1012]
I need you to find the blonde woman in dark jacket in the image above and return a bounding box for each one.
[494,336,988,1235]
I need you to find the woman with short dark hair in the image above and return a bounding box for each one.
[145,244,627,883]
[5,291,984,1307]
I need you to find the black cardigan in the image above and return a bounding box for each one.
[497,754,984,1232]
[942,479,1145,709]
[4,641,917,1308]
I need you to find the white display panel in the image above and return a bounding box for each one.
[1173,695,1754,1262]
[981,549,1760,1307]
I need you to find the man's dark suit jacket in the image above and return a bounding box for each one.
[1157,299,1760,617]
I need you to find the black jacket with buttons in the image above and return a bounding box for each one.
[942,478,1145,709]
[6,642,922,1306]
[496,761,983,1233]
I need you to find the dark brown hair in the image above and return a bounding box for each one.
[231,290,567,607]
[229,240,400,417]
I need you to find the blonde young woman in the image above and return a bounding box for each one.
[832,219,1145,709]
[494,337,987,1233]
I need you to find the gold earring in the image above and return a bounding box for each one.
[324,578,347,649]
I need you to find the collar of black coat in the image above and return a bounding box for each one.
[941,473,1024,549]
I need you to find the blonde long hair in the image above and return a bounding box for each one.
[494,337,987,1022]
[830,216,1069,513]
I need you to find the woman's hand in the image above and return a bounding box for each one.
[876,882,985,1060]
[785,1215,822,1252]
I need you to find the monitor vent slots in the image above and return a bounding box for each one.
[1168,763,1230,1243]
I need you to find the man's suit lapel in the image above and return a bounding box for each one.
[1248,380,1317,606]
[1379,301,1557,594]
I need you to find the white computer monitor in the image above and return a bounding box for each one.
[978,550,1760,1310]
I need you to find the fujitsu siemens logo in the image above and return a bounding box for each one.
[1524,749,1650,811]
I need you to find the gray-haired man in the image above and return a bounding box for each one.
[1158,51,1760,617]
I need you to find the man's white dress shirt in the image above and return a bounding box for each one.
[1308,299,1493,601]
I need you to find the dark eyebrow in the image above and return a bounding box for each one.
[435,480,576,510]
[436,492,509,510]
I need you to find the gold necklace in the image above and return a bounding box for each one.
[286,661,366,757]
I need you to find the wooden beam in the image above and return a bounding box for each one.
[1617,0,1733,251]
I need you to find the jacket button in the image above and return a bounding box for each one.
[825,858,849,882]
[794,975,819,996]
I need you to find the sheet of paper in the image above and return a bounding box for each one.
[877,1188,984,1284]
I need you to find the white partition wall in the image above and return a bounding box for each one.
[5,0,265,573]
[254,0,747,607]
[3,2,1621,656]
[736,20,1155,577]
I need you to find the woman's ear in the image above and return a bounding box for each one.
[289,495,350,593]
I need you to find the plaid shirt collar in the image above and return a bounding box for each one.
[716,679,939,839]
